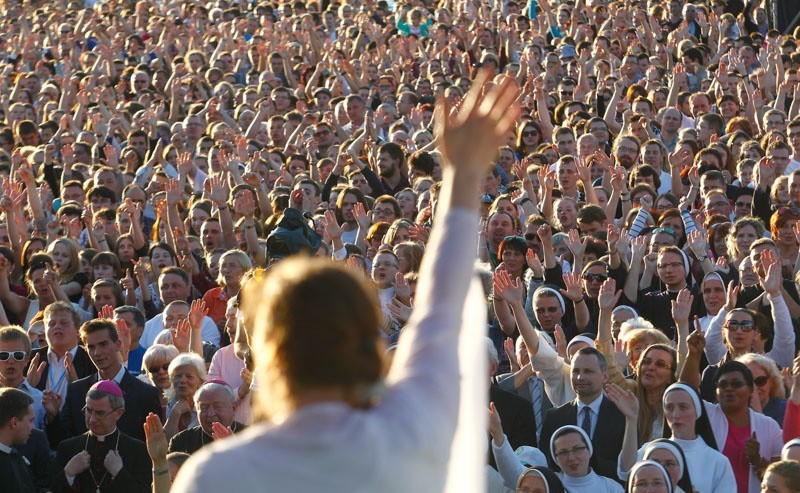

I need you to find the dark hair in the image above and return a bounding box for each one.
[80,318,119,344]
[114,305,146,330]
[573,346,607,371]
[714,360,753,388]
[0,387,33,427]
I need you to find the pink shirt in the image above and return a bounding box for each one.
[208,345,252,425]
[722,419,750,493]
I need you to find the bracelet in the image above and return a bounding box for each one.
[153,468,169,476]
[575,296,585,304]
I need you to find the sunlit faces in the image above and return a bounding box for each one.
[638,348,675,389]
[702,276,726,315]
[570,352,607,401]
[553,431,591,477]
[371,251,399,289]
[630,463,670,493]
[170,363,201,400]
[663,389,698,438]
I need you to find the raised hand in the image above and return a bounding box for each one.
[605,382,639,420]
[493,269,523,306]
[686,327,706,354]
[354,202,370,231]
[120,269,135,292]
[565,229,587,261]
[172,319,190,353]
[686,230,708,258]
[188,299,208,329]
[598,278,622,310]
[554,324,567,359]
[724,280,739,312]
[488,402,504,444]
[99,304,114,319]
[144,412,168,465]
[744,432,762,465]
[536,223,553,245]
[323,210,342,241]
[26,353,47,388]
[671,288,694,323]
[525,249,544,278]
[630,235,648,260]
[65,352,78,383]
[759,253,781,296]
[435,70,519,180]
[386,298,412,324]
[560,272,584,302]
[394,272,411,303]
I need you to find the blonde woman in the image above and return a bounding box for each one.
[736,353,787,427]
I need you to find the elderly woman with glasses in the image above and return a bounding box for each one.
[736,353,787,427]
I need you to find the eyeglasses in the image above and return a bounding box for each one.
[639,357,673,370]
[147,363,170,374]
[0,351,26,362]
[554,445,588,459]
[524,233,540,242]
[632,479,667,490]
[82,406,114,418]
[716,379,747,390]
[723,320,754,332]
[734,201,751,208]
[522,130,539,137]
[656,262,684,270]
[754,375,770,387]
[582,273,608,282]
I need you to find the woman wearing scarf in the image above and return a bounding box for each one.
[548,425,623,493]
[626,460,672,493]
[516,466,565,493]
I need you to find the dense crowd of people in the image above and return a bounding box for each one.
[0,0,799,491]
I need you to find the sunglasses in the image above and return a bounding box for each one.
[754,375,770,387]
[723,320,754,332]
[582,273,608,282]
[0,351,26,362]
[147,363,170,374]
[524,233,541,242]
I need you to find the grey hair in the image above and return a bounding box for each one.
[194,382,237,408]
[168,353,208,380]
[87,388,124,410]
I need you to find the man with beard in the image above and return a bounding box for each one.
[481,211,516,267]
[613,135,640,171]
[377,143,410,195]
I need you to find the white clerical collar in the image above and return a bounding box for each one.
[91,428,118,442]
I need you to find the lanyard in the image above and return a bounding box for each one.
[47,360,68,393]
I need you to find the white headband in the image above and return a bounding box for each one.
[566,335,596,356]
[782,438,800,460]
[550,425,593,469]
[536,287,566,313]
[663,383,702,419]
[644,440,685,478]
[629,460,673,493]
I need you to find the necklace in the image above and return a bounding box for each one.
[84,431,120,493]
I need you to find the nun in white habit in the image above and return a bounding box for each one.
[549,425,623,493]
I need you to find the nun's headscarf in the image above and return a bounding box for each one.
[549,425,592,470]
[782,438,800,460]
[566,333,596,361]
[612,305,639,318]
[626,460,673,493]
[643,439,693,493]
[534,286,566,313]
[516,466,566,493]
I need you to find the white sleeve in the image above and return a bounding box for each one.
[380,209,479,448]
[530,331,573,407]
[766,293,796,368]
[491,435,525,489]
[703,307,729,365]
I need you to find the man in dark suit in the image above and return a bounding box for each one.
[26,302,96,393]
[47,319,163,449]
[487,339,536,467]
[52,380,150,493]
[0,388,37,493]
[539,347,625,482]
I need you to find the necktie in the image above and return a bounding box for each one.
[580,406,592,438]
[529,377,543,440]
